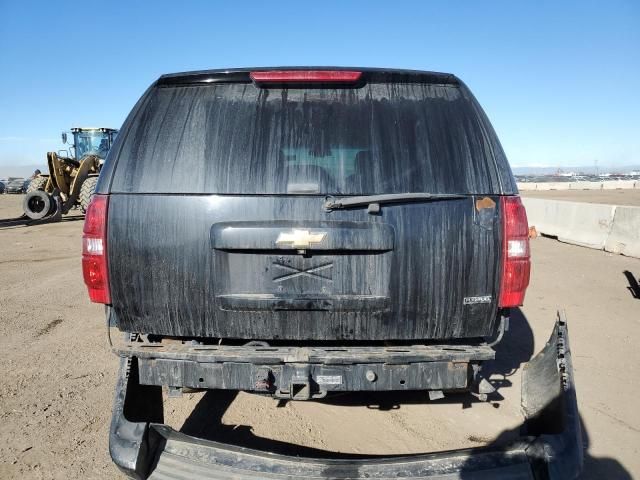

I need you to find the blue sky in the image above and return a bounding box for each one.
[1,0,638,174]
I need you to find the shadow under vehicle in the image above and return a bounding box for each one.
[84,68,583,479]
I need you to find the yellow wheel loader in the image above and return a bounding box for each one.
[23,127,118,220]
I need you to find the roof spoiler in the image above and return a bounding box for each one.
[157,67,460,87]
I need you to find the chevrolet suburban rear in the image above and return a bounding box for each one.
[83,68,582,479]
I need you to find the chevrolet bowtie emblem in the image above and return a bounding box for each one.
[276,229,327,249]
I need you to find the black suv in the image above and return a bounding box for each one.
[83,68,581,479]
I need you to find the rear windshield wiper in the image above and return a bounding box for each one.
[324,193,467,212]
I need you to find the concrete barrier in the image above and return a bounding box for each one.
[517,182,567,191]
[517,180,638,191]
[565,181,592,190]
[605,206,640,258]
[522,198,615,249]
[601,180,637,189]
[522,197,640,258]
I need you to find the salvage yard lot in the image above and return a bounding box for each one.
[0,194,638,479]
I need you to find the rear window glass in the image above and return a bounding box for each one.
[111,83,502,194]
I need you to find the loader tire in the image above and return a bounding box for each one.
[26,175,48,194]
[23,190,55,220]
[79,176,99,213]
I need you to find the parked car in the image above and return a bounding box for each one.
[5,177,27,193]
[0,180,5,194]
[84,67,581,479]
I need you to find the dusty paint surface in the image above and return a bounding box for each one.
[101,68,514,340]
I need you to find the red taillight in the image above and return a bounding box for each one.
[82,195,110,304]
[499,196,531,307]
[250,70,362,84]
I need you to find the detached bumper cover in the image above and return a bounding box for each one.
[110,312,582,479]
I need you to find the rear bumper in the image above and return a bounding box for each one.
[115,342,495,398]
[110,312,582,479]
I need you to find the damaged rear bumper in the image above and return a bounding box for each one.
[110,312,582,479]
[114,341,495,399]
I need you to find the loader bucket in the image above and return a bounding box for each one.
[109,311,583,479]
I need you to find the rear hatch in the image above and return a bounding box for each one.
[102,68,517,341]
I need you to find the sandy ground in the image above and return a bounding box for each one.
[521,188,640,206]
[0,193,638,479]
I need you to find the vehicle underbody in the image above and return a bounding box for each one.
[109,311,582,479]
